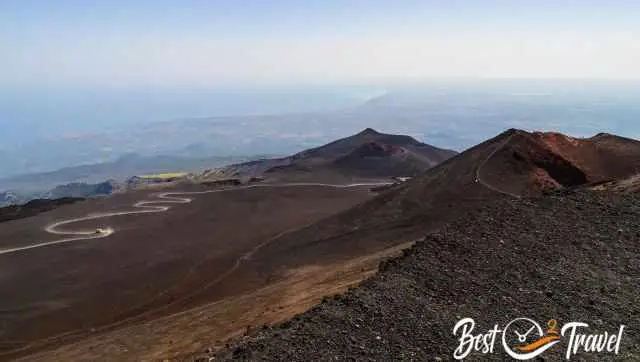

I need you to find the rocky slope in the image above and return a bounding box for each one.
[592,174,640,193]
[200,128,640,361]
[202,129,640,316]
[203,128,458,180]
[483,130,640,195]
[314,128,640,230]
[209,189,640,361]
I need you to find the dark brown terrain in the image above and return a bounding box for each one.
[2,128,638,361]
[593,174,640,193]
[202,129,640,360]
[0,183,380,361]
[222,129,640,285]
[482,131,640,195]
[0,198,83,223]
[211,189,640,361]
[200,128,458,181]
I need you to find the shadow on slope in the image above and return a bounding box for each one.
[213,129,640,305]
[209,128,458,181]
[213,190,640,361]
[0,198,83,224]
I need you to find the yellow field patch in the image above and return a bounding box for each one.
[137,172,187,179]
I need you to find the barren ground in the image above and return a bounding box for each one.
[0,183,383,361]
[212,190,640,361]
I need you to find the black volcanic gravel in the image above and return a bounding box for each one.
[205,190,639,361]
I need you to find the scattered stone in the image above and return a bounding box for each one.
[212,191,640,361]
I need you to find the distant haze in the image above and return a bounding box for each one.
[1,1,640,178]
[1,1,639,88]
[0,85,374,147]
[1,80,640,180]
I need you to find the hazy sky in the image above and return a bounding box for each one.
[2,0,640,87]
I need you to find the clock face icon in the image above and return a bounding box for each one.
[501,318,561,360]
[504,318,545,348]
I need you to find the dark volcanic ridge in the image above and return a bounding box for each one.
[0,197,83,224]
[210,128,458,179]
[343,127,640,224]
[243,128,640,276]
[487,129,640,195]
[2,128,637,361]
[193,128,640,325]
[196,128,640,361]
[209,189,640,361]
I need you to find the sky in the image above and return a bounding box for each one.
[2,0,640,88]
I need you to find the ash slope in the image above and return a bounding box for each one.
[339,128,640,225]
[243,129,640,275]
[206,128,458,179]
[212,190,640,361]
[594,174,640,193]
[482,130,640,195]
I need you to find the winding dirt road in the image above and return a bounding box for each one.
[1,132,520,258]
[0,182,390,257]
[0,181,392,358]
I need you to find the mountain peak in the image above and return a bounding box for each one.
[357,128,380,136]
[592,132,613,138]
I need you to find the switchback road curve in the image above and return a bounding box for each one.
[0,182,391,256]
